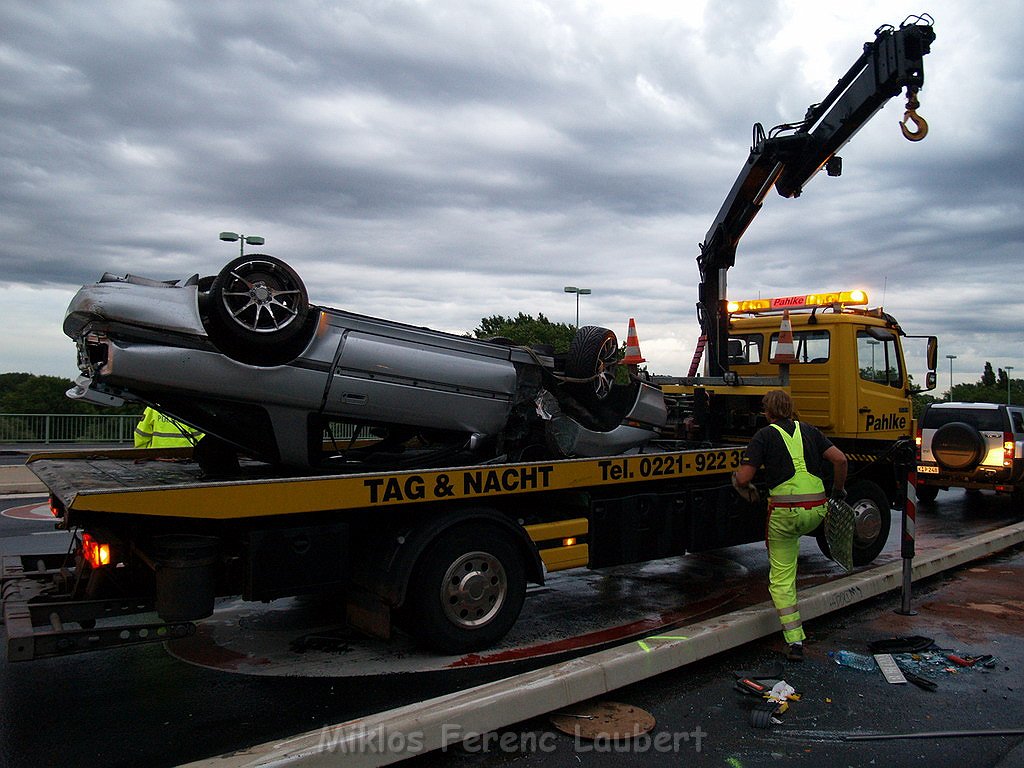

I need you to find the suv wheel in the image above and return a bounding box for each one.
[931,421,986,471]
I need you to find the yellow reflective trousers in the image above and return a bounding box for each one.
[767,422,826,644]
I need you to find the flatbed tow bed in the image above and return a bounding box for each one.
[3,442,751,661]
[26,444,743,519]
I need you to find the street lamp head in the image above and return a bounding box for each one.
[578,288,591,295]
[564,286,577,293]
[946,354,957,360]
[220,231,265,255]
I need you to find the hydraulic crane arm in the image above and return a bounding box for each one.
[696,15,935,377]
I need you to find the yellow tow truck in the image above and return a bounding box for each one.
[2,16,937,660]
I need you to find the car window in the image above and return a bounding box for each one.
[923,408,1004,431]
[1012,410,1024,433]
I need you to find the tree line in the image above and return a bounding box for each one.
[0,372,142,415]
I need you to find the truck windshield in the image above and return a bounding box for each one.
[768,330,830,363]
[727,334,763,365]
[857,330,903,388]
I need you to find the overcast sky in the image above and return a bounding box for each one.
[2,0,1021,394]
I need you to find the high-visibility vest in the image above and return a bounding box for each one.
[768,422,826,506]
[134,409,203,448]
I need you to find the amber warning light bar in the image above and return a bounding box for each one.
[728,290,868,314]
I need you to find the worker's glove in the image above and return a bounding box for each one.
[830,488,847,502]
[732,472,760,504]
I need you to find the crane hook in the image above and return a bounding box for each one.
[900,89,928,142]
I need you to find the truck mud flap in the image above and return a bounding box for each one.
[588,492,688,568]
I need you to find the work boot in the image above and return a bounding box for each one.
[785,643,804,662]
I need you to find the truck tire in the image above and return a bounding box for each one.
[816,480,891,566]
[931,422,985,471]
[404,524,526,654]
[565,326,618,402]
[205,254,316,366]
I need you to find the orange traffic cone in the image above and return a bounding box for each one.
[771,310,798,364]
[622,318,646,365]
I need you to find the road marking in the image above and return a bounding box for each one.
[637,635,690,652]
[2,503,52,521]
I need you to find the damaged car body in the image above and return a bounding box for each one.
[65,254,667,470]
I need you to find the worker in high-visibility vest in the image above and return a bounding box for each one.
[134,407,203,448]
[731,389,847,661]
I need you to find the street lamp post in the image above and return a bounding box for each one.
[1007,366,1016,405]
[563,286,591,328]
[219,231,265,257]
[867,339,880,378]
[945,354,957,401]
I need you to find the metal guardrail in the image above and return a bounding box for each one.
[0,414,141,444]
[0,414,365,445]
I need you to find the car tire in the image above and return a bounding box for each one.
[916,485,939,503]
[565,326,618,402]
[205,255,316,366]
[931,421,986,471]
[404,524,526,654]
[816,479,891,566]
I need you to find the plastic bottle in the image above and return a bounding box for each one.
[831,650,877,671]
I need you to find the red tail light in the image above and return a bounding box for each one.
[915,427,923,460]
[82,533,111,568]
[1004,432,1015,467]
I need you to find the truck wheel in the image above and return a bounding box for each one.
[565,326,618,402]
[916,485,939,503]
[931,422,985,471]
[846,480,891,565]
[404,525,526,654]
[816,480,891,566]
[205,254,315,365]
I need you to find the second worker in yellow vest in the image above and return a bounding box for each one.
[134,407,204,449]
[732,389,847,662]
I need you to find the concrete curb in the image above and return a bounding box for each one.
[0,465,45,495]
[181,522,1024,768]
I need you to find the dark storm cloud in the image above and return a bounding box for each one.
[0,0,1022,383]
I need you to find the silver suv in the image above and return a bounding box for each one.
[916,402,1024,503]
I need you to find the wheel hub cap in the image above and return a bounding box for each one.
[853,500,882,543]
[440,551,507,629]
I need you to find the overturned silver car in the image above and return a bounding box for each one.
[65,255,666,471]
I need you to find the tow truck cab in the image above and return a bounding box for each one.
[661,289,938,447]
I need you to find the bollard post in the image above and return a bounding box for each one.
[895,468,918,615]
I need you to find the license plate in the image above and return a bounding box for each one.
[917,465,939,474]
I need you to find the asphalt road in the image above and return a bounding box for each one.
[1,489,1021,768]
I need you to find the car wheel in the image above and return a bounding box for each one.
[565,326,618,402]
[931,421,985,471]
[916,485,939,503]
[206,255,315,365]
[816,480,891,566]
[404,525,526,654]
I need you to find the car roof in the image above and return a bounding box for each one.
[928,402,1003,410]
